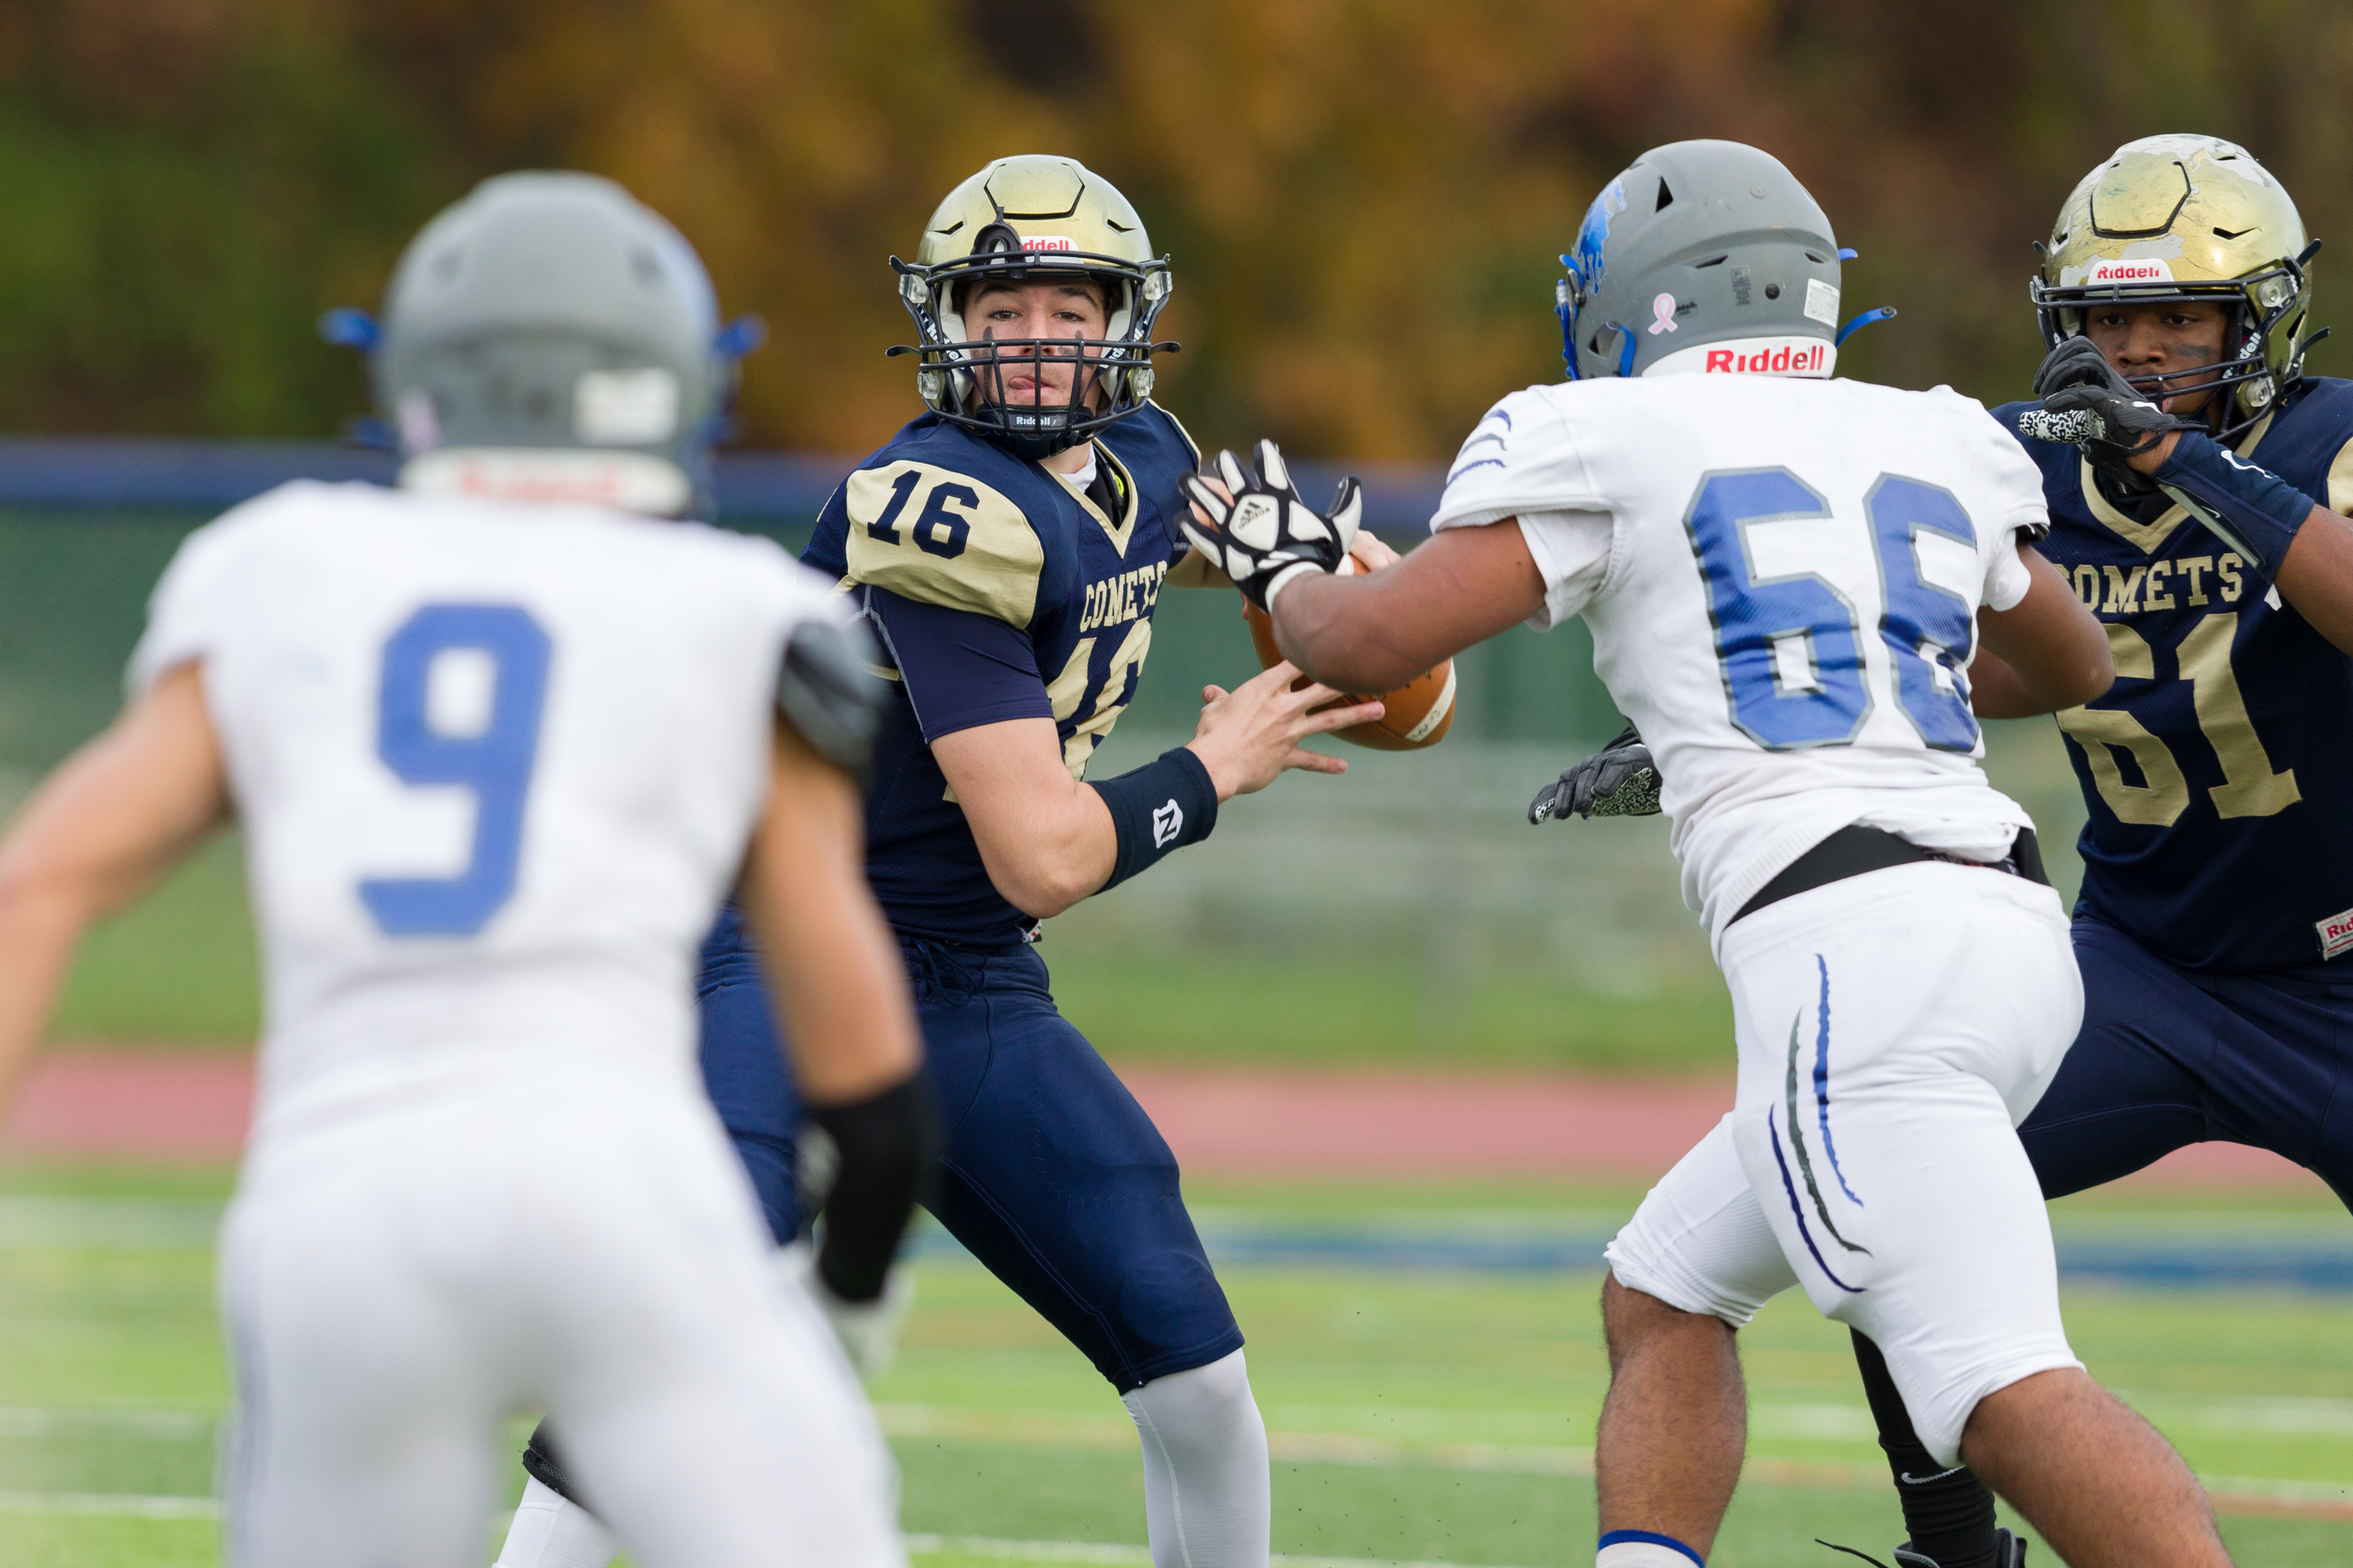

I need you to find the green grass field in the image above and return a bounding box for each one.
[5,1164,2348,1568]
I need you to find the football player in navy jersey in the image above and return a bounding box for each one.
[491,155,1376,1568]
[1823,135,2353,1568]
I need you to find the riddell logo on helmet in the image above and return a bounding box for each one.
[2318,905,2353,960]
[1704,343,1830,374]
[1647,335,1836,379]
[2082,256,2176,285]
[1020,235,1078,252]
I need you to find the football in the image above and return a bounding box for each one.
[1240,557,1456,751]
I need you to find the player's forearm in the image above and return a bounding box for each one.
[969,787,1117,917]
[0,872,94,1119]
[2272,508,2353,654]
[930,719,1119,918]
[0,676,228,1115]
[1270,522,1547,693]
[758,873,923,1103]
[1962,646,2058,720]
[1272,571,1434,694]
[1974,548,2115,714]
[745,734,933,1310]
[746,734,922,1103]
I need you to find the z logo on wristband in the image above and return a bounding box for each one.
[1152,800,1184,848]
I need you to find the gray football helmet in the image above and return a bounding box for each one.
[326,171,759,516]
[1556,140,1886,380]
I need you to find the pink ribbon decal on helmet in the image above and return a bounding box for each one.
[1648,292,1680,335]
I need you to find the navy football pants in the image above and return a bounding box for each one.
[695,908,806,1246]
[2020,912,2353,1206]
[694,907,1243,1392]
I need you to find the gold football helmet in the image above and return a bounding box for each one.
[2033,134,2319,440]
[889,155,1173,460]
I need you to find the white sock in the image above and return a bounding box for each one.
[1121,1349,1271,1568]
[1598,1533,1704,1568]
[494,1475,621,1568]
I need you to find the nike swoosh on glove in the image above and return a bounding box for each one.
[1177,439,1361,612]
[1528,724,1662,823]
[2015,334,2185,463]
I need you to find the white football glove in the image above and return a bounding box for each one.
[783,1244,913,1380]
[1177,440,1362,611]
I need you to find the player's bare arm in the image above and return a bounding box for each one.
[1964,543,2116,717]
[1177,443,1542,693]
[742,717,921,1104]
[933,666,1381,919]
[1264,522,1545,694]
[742,710,933,1362]
[0,662,228,1113]
[2268,507,2353,650]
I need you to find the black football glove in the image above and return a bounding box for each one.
[1177,440,1361,612]
[1528,724,1661,824]
[2015,334,2187,468]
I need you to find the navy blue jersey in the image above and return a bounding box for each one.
[803,404,1202,946]
[1996,378,2353,973]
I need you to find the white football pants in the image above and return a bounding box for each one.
[1605,862,2084,1465]
[217,1079,901,1568]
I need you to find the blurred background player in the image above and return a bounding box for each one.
[1181,140,2237,1568]
[1819,135,2353,1568]
[497,154,1378,1568]
[0,171,931,1568]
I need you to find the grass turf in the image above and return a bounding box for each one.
[36,832,1741,1069]
[4,1166,2350,1566]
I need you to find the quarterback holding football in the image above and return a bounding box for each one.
[498,155,1375,1568]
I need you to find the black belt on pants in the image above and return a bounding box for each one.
[1731,823,2047,927]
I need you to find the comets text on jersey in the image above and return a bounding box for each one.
[2064,553,2248,615]
[1081,560,1168,635]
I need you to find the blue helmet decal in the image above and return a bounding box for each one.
[1571,178,1627,296]
[1559,177,1628,377]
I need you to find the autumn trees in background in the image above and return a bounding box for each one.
[1,0,2348,461]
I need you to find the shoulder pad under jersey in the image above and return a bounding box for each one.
[778,615,889,779]
[841,458,1046,627]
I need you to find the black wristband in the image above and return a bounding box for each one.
[1090,746,1219,892]
[2153,430,2316,576]
[807,1073,937,1304]
[520,1421,590,1510]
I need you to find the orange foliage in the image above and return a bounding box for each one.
[0,1,2348,456]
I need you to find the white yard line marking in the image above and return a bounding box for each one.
[0,1491,219,1519]
[0,1406,214,1439]
[876,1404,2352,1519]
[6,1406,2345,1528]
[877,1404,1596,1475]
[2202,1475,2353,1507]
[907,1534,1547,1568]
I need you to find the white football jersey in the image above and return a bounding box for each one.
[131,481,844,1144]
[1432,375,2050,937]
